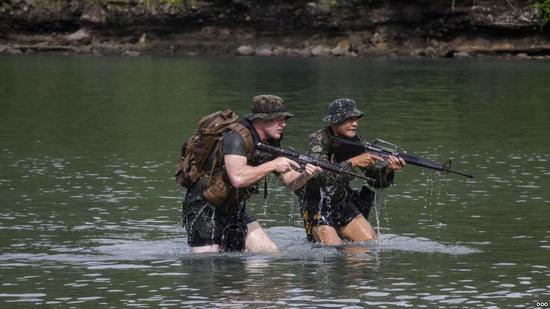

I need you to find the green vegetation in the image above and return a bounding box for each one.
[142,0,199,7]
[536,0,550,29]
[38,0,201,7]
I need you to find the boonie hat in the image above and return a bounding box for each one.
[323,98,364,124]
[245,95,295,120]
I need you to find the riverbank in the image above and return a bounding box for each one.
[1,0,550,59]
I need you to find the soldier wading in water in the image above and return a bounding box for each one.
[297,98,406,245]
[182,95,322,253]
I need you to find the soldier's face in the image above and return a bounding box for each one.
[333,117,359,138]
[262,116,287,140]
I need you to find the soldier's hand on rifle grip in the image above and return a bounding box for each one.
[387,155,406,171]
[271,157,300,174]
[349,152,383,168]
[304,163,323,178]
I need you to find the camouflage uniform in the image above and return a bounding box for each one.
[297,98,394,241]
[182,95,292,250]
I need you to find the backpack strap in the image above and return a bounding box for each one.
[206,122,253,188]
[227,122,254,158]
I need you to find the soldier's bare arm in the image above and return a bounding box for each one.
[279,163,322,191]
[224,154,300,188]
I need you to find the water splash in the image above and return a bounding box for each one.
[268,226,480,256]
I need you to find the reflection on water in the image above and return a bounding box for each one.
[1,226,548,307]
[1,55,550,307]
[0,226,485,307]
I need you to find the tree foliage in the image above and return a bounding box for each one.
[536,0,550,28]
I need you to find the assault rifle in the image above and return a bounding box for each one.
[255,142,372,181]
[330,136,474,179]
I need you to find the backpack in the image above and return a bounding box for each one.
[175,109,254,189]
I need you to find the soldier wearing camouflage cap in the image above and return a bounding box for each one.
[245,95,295,120]
[322,98,365,124]
[182,94,321,254]
[296,98,406,245]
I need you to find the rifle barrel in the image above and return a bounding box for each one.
[445,169,474,179]
[331,136,473,179]
[255,143,371,181]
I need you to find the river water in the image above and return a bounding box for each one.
[1,55,549,308]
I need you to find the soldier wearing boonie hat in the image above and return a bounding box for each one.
[245,95,295,120]
[182,94,321,254]
[322,98,364,124]
[296,98,406,245]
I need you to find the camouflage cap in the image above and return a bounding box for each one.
[245,95,295,120]
[322,98,365,124]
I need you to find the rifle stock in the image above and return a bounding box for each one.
[255,142,371,181]
[330,136,473,179]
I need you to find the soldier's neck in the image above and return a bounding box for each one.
[253,123,268,142]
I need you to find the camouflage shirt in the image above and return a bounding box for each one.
[297,126,394,210]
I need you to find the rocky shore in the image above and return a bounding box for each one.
[1,0,550,59]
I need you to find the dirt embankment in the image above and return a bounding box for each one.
[1,0,549,59]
